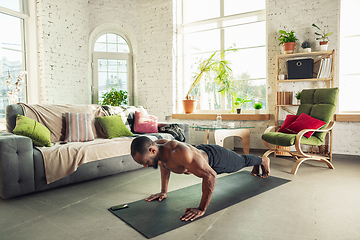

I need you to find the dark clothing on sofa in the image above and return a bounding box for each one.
[196,144,262,174]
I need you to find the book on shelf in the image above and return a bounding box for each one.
[277,91,293,105]
[317,56,332,79]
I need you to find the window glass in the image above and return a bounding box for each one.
[179,0,266,111]
[94,33,129,53]
[183,0,220,23]
[0,12,26,118]
[96,58,128,103]
[339,0,360,112]
[0,0,22,13]
[184,29,220,54]
[224,21,266,49]
[224,0,265,16]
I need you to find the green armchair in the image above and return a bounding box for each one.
[262,87,339,174]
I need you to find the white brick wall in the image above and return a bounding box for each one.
[137,0,173,120]
[35,0,359,155]
[37,0,90,104]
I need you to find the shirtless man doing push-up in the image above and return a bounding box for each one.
[130,136,270,222]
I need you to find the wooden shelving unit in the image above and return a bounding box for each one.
[274,49,335,128]
[274,50,335,156]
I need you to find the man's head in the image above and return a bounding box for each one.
[131,136,159,169]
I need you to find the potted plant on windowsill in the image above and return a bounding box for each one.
[183,46,237,114]
[278,29,298,54]
[312,23,333,51]
[98,87,128,106]
[233,95,251,114]
[253,102,263,114]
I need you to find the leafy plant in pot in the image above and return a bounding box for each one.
[183,46,237,114]
[312,23,333,51]
[301,40,311,52]
[234,95,251,114]
[278,29,298,54]
[98,87,128,106]
[253,102,263,114]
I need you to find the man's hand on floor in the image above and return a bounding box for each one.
[145,192,167,201]
[180,207,205,221]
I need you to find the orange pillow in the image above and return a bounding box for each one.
[285,113,326,138]
[133,111,158,133]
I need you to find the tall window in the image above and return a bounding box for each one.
[92,33,132,105]
[0,1,27,118]
[339,0,360,113]
[178,0,266,112]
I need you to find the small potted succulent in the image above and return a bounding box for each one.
[278,29,298,54]
[312,23,333,51]
[301,40,311,52]
[253,102,263,114]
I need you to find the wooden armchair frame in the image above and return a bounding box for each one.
[262,121,335,174]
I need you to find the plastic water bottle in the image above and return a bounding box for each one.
[216,114,222,127]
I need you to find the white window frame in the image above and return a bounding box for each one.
[0,0,39,115]
[92,52,133,105]
[176,0,266,113]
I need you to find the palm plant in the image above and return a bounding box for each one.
[185,46,237,101]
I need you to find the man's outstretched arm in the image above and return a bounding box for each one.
[145,166,170,201]
[173,146,217,221]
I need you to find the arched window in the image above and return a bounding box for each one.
[92,33,132,105]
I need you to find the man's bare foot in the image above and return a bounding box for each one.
[251,165,260,176]
[260,156,270,178]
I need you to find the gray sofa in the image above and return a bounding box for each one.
[0,104,189,199]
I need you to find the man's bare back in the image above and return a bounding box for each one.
[156,141,210,175]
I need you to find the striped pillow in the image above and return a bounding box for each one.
[65,112,95,142]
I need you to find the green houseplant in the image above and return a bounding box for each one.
[301,40,311,52]
[253,102,263,114]
[233,95,251,114]
[278,29,298,54]
[183,46,237,113]
[312,23,333,50]
[98,87,128,106]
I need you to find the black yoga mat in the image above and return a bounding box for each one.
[109,171,290,238]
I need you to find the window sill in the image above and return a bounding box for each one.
[334,114,360,122]
[172,113,271,121]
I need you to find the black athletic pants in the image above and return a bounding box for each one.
[196,144,262,174]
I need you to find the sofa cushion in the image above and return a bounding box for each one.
[101,105,147,131]
[96,115,133,139]
[13,115,51,147]
[64,112,95,142]
[134,111,158,133]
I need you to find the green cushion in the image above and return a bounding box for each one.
[96,115,133,139]
[297,87,339,142]
[13,115,51,147]
[262,132,324,147]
